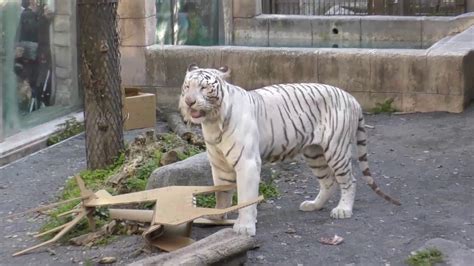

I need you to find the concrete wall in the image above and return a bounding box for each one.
[53,0,79,106]
[233,13,474,49]
[145,25,474,113]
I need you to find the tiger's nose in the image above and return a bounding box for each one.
[185,96,196,107]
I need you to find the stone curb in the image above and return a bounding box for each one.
[128,229,256,266]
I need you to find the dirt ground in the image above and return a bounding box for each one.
[1,107,473,265]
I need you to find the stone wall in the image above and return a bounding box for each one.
[145,25,474,113]
[232,12,474,49]
[53,0,79,106]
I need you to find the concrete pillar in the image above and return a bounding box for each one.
[53,0,79,106]
[467,0,474,12]
[118,0,156,87]
[233,0,262,18]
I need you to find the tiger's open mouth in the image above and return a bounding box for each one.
[190,109,206,119]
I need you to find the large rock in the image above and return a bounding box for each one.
[147,152,213,189]
[146,152,274,189]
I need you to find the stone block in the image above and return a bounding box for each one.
[311,17,361,48]
[220,47,273,89]
[55,66,71,79]
[361,16,422,49]
[161,46,221,87]
[269,16,312,47]
[53,32,71,47]
[370,50,429,94]
[120,46,147,86]
[145,46,167,87]
[118,0,156,19]
[155,86,181,111]
[119,16,156,47]
[402,93,466,113]
[54,46,72,68]
[53,15,70,33]
[425,53,465,95]
[55,0,72,15]
[233,18,269,47]
[233,0,262,18]
[265,49,318,84]
[317,50,372,93]
[448,25,474,43]
[463,51,474,100]
[421,17,451,48]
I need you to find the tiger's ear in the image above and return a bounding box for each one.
[187,63,199,72]
[218,65,231,79]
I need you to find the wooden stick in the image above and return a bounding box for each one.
[56,208,80,218]
[13,209,90,257]
[34,223,68,238]
[4,196,86,219]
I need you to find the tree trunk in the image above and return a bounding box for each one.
[77,0,124,170]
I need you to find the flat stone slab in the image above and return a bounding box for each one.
[129,228,256,266]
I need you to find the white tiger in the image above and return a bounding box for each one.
[179,64,401,236]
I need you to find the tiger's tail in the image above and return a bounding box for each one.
[356,115,401,206]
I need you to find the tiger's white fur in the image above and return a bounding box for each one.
[179,64,400,236]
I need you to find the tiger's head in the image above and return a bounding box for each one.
[179,64,231,124]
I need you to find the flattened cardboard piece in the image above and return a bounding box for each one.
[142,223,194,252]
[147,235,196,252]
[13,176,263,256]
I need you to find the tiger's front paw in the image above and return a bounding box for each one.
[299,200,323,212]
[233,218,256,236]
[330,207,353,219]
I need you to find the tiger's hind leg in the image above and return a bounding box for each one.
[327,149,356,219]
[299,145,336,212]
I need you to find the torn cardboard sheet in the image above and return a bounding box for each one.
[12,175,263,256]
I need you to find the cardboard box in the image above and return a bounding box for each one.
[123,87,156,130]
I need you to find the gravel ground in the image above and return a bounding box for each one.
[1,107,473,265]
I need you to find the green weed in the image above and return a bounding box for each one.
[40,132,204,245]
[405,248,443,266]
[47,117,85,146]
[195,179,279,208]
[371,98,397,114]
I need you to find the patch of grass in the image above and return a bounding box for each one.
[259,179,280,199]
[405,248,444,266]
[371,98,397,114]
[47,117,85,146]
[40,132,205,244]
[195,179,279,208]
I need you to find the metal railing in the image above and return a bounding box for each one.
[262,0,467,15]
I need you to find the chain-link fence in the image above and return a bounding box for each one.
[262,0,467,15]
[77,0,124,170]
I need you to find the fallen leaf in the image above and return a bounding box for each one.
[319,234,344,245]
